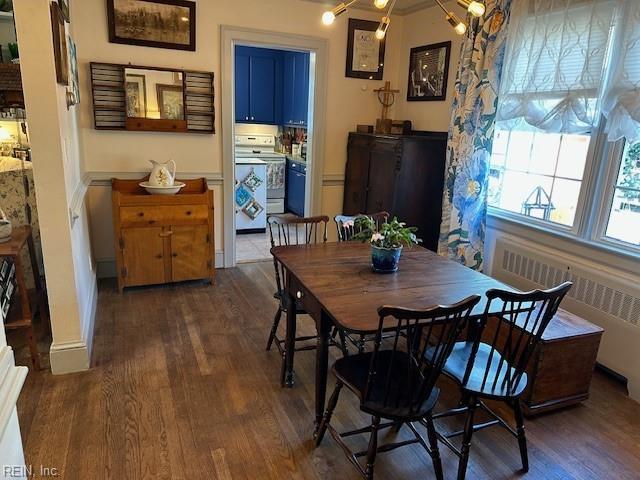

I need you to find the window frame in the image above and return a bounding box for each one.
[487,119,640,259]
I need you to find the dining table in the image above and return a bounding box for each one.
[271,241,513,437]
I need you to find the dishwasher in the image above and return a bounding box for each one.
[286,158,306,217]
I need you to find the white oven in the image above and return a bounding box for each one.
[235,134,286,214]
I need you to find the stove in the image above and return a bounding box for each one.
[234,134,286,214]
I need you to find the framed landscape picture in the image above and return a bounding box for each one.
[346,18,386,80]
[407,41,451,101]
[156,84,184,120]
[107,0,196,51]
[125,74,147,117]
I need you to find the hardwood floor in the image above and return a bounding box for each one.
[16,262,640,479]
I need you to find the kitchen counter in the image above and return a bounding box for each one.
[285,154,307,165]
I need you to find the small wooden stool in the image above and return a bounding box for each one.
[0,225,49,370]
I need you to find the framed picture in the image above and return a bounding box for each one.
[346,18,386,80]
[125,74,147,117]
[50,2,68,85]
[68,36,80,105]
[107,0,196,51]
[59,0,70,22]
[407,41,451,101]
[156,84,184,120]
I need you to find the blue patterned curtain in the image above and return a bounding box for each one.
[438,0,512,271]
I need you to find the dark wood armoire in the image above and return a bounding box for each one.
[343,132,447,252]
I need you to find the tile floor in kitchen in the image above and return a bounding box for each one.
[235,231,272,263]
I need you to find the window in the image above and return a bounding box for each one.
[489,128,590,227]
[605,141,640,246]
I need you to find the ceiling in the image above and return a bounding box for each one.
[302,0,437,16]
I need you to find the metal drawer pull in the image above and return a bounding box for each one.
[296,290,304,299]
[159,230,174,237]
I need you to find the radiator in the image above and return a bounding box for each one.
[492,236,640,401]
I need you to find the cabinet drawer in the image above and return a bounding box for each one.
[120,205,208,225]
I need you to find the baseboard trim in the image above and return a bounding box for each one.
[49,275,97,375]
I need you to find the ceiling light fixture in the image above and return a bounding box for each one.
[321,1,357,25]
[375,0,396,39]
[321,0,481,36]
[435,0,468,35]
[457,0,486,17]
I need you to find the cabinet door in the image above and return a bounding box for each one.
[294,52,310,126]
[286,163,306,216]
[343,135,371,214]
[235,51,251,122]
[366,140,399,214]
[121,227,166,287]
[249,56,276,124]
[282,52,295,125]
[171,225,210,282]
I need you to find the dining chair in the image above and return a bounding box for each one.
[334,211,390,354]
[315,295,482,480]
[266,214,348,386]
[334,211,389,242]
[428,282,573,480]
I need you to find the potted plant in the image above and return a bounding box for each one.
[352,216,421,273]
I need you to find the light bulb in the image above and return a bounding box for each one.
[374,0,389,8]
[322,11,335,25]
[375,16,390,39]
[457,0,485,17]
[455,21,467,35]
[447,12,467,35]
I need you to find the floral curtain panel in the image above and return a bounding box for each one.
[438,0,512,270]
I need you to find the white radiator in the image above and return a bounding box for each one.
[492,236,640,401]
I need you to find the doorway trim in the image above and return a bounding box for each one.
[221,26,329,268]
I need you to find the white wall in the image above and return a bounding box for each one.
[14,0,97,374]
[74,0,404,261]
[396,1,465,132]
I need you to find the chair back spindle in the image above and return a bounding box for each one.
[464,282,573,396]
[364,295,481,416]
[267,215,329,297]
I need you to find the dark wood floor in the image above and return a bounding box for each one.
[15,261,640,479]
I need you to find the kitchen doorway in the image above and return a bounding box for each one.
[221,27,329,267]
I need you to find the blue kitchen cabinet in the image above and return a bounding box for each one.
[235,52,251,122]
[283,52,310,127]
[286,158,306,216]
[235,46,283,125]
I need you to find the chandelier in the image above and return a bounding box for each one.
[321,0,485,38]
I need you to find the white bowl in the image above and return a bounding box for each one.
[139,181,186,195]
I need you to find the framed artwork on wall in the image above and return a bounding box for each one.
[50,1,68,85]
[107,0,196,51]
[346,18,386,80]
[156,84,184,120]
[68,36,80,105]
[125,74,147,117]
[406,41,451,102]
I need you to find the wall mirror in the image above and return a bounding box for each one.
[90,62,215,134]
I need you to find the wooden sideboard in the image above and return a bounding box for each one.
[112,178,215,292]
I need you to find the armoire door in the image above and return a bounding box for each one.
[366,139,399,214]
[121,227,165,286]
[170,225,210,282]
[344,134,371,215]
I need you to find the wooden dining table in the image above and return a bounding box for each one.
[271,241,513,437]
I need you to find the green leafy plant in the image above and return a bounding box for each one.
[352,216,421,249]
[7,42,18,60]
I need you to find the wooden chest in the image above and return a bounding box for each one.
[112,178,215,292]
[482,308,603,416]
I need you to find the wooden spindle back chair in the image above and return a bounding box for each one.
[334,212,389,242]
[265,215,347,385]
[316,295,481,480]
[433,282,573,480]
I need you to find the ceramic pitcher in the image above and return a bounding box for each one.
[148,159,176,187]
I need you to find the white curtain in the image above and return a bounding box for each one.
[602,1,640,142]
[497,0,617,134]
